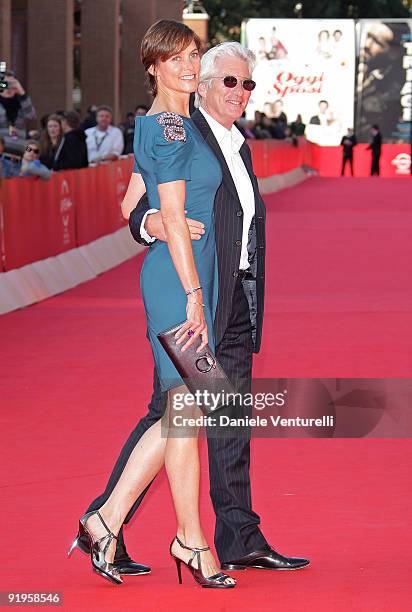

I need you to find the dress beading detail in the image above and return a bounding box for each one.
[156,112,187,143]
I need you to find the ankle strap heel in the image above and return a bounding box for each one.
[79,510,123,585]
[170,535,236,589]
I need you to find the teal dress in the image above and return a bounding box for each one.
[133,112,222,391]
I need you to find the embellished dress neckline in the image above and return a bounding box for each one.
[137,111,191,120]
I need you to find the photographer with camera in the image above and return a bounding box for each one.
[0,64,36,141]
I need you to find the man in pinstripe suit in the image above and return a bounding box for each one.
[79,43,309,573]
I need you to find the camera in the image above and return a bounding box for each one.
[0,60,9,90]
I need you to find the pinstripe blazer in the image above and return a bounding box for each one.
[129,109,266,353]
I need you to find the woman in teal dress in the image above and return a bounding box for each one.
[71,20,235,589]
[135,110,219,389]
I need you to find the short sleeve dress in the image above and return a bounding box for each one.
[133,112,222,391]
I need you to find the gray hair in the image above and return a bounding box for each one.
[195,42,256,108]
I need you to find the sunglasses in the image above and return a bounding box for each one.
[209,75,256,91]
[26,146,39,154]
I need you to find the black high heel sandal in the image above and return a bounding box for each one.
[170,535,236,589]
[67,510,122,585]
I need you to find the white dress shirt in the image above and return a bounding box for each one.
[140,106,255,270]
[85,125,124,163]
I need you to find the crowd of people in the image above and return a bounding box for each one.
[0,69,150,180]
[235,100,305,146]
[0,67,384,181]
[1,67,308,182]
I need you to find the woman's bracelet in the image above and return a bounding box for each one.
[185,285,202,296]
[187,300,205,307]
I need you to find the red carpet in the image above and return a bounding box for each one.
[1,178,411,610]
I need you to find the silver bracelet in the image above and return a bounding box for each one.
[185,285,202,296]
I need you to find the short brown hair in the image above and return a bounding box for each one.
[25,139,40,152]
[63,110,80,129]
[96,105,113,116]
[141,20,201,96]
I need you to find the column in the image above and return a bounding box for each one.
[81,0,120,122]
[0,0,12,65]
[120,0,183,119]
[27,0,73,121]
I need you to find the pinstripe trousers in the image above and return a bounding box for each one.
[86,278,268,562]
[207,277,268,561]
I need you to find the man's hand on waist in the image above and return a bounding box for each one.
[145,210,205,243]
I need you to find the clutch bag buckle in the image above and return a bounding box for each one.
[195,352,216,373]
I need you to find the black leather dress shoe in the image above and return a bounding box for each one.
[221,546,310,571]
[76,526,151,575]
[112,557,151,576]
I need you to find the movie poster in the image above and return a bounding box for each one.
[242,19,356,146]
[356,19,412,143]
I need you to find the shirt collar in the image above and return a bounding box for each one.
[199,106,245,154]
[95,125,112,134]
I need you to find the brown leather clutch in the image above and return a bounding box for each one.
[157,322,236,415]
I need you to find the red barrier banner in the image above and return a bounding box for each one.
[1,172,77,271]
[1,158,132,272]
[0,182,6,271]
[249,138,312,177]
[1,147,409,273]
[308,143,411,177]
[75,159,131,246]
[249,139,411,178]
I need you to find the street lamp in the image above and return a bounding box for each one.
[183,1,208,15]
[294,3,303,18]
